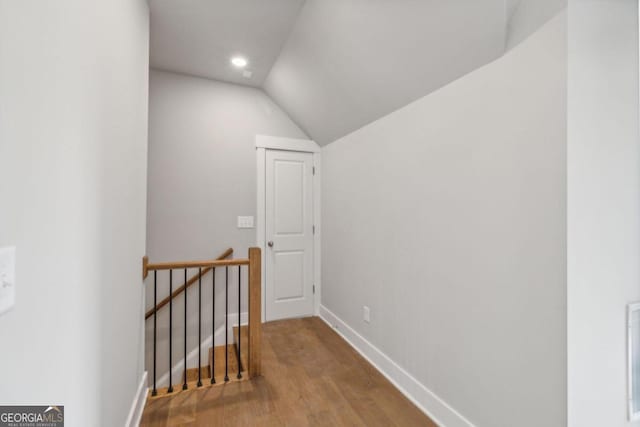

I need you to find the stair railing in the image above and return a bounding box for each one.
[144,248,233,320]
[142,247,261,397]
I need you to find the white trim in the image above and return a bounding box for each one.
[628,302,640,421]
[319,305,476,427]
[256,147,267,322]
[125,371,147,427]
[256,135,321,322]
[255,134,321,153]
[312,154,321,316]
[636,12,640,422]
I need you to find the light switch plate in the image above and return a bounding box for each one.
[237,216,255,229]
[363,306,370,323]
[0,247,16,316]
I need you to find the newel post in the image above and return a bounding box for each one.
[248,247,262,378]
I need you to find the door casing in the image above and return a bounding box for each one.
[256,135,321,322]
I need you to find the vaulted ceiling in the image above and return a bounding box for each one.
[149,0,305,87]
[262,0,507,145]
[149,0,566,145]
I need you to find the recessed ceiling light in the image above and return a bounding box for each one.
[231,56,248,68]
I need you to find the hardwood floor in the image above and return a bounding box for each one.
[140,317,436,426]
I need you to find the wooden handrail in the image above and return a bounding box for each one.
[144,248,233,320]
[147,257,249,271]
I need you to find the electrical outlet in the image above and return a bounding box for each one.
[0,247,16,316]
[363,306,370,323]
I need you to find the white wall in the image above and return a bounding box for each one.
[97,2,150,426]
[146,69,306,384]
[321,13,567,427]
[567,1,640,426]
[0,1,149,426]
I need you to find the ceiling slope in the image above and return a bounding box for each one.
[263,0,507,145]
[506,0,567,49]
[149,0,305,87]
[507,0,524,20]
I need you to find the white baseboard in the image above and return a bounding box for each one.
[155,312,247,388]
[125,371,148,427]
[319,305,476,427]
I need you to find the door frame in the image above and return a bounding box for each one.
[255,135,321,322]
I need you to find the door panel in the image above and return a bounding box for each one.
[275,161,304,234]
[274,251,304,301]
[265,150,314,321]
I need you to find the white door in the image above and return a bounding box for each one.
[265,150,314,321]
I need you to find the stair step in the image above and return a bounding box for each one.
[151,376,245,399]
[232,325,249,373]
[183,365,210,383]
[181,331,249,380]
[208,343,242,379]
[181,344,241,382]
[151,343,246,400]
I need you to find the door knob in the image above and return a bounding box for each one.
[267,241,274,248]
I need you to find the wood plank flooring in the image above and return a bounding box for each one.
[140,317,436,426]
